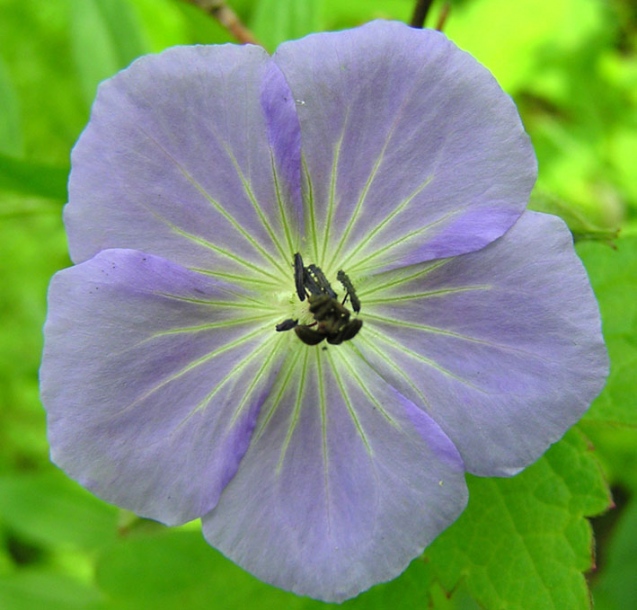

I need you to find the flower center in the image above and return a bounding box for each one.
[276,253,362,346]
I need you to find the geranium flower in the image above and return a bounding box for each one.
[40,20,607,602]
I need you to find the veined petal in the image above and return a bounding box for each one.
[202,346,467,602]
[272,20,536,272]
[357,211,608,476]
[41,249,284,525]
[66,45,303,284]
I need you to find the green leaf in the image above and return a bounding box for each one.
[323,0,412,28]
[0,152,68,200]
[426,430,610,610]
[0,470,118,550]
[250,0,325,51]
[0,571,104,610]
[445,0,604,93]
[577,238,637,426]
[70,0,150,108]
[0,57,23,156]
[95,528,430,609]
[592,499,637,610]
[529,190,619,245]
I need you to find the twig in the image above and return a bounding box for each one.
[410,0,436,28]
[181,0,261,45]
[435,1,451,31]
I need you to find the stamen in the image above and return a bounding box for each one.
[337,270,361,313]
[277,253,363,345]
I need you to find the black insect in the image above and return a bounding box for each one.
[276,253,362,346]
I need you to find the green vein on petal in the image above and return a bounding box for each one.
[149,336,282,447]
[336,173,434,270]
[138,126,287,277]
[362,324,487,392]
[139,200,282,282]
[226,334,286,427]
[253,346,301,443]
[326,137,388,271]
[320,127,346,264]
[276,347,310,475]
[224,146,290,268]
[347,208,463,274]
[358,259,451,298]
[110,324,275,420]
[332,346,399,429]
[348,338,431,412]
[325,349,373,457]
[149,313,278,338]
[154,291,280,312]
[363,284,492,305]
[364,311,547,360]
[326,76,437,272]
[315,352,329,465]
[302,156,320,262]
[270,153,297,258]
[181,267,280,303]
[315,351,333,531]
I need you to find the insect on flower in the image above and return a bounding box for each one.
[277,252,363,345]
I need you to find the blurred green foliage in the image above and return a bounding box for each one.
[0,0,635,608]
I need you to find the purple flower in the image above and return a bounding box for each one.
[40,21,607,602]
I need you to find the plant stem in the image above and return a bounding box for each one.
[181,0,261,45]
[410,0,435,28]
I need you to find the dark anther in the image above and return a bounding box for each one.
[294,253,306,301]
[276,318,298,332]
[302,267,322,297]
[277,253,363,346]
[308,264,337,299]
[337,270,361,313]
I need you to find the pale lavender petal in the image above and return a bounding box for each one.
[272,20,536,272]
[356,211,608,476]
[66,45,303,282]
[41,249,284,525]
[202,347,467,602]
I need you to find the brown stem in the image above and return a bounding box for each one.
[410,0,436,28]
[181,0,261,45]
[435,1,451,31]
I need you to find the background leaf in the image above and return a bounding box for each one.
[250,0,325,51]
[0,571,104,610]
[0,471,118,551]
[578,238,637,427]
[0,57,23,156]
[425,430,610,609]
[70,0,150,108]
[0,153,68,201]
[94,527,431,610]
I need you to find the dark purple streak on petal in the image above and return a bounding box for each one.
[272,20,536,272]
[41,249,284,525]
[66,45,297,282]
[260,60,304,253]
[357,212,608,476]
[202,347,466,602]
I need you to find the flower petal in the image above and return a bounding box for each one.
[357,211,608,476]
[66,45,303,284]
[202,346,467,602]
[41,249,284,525]
[272,20,536,273]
